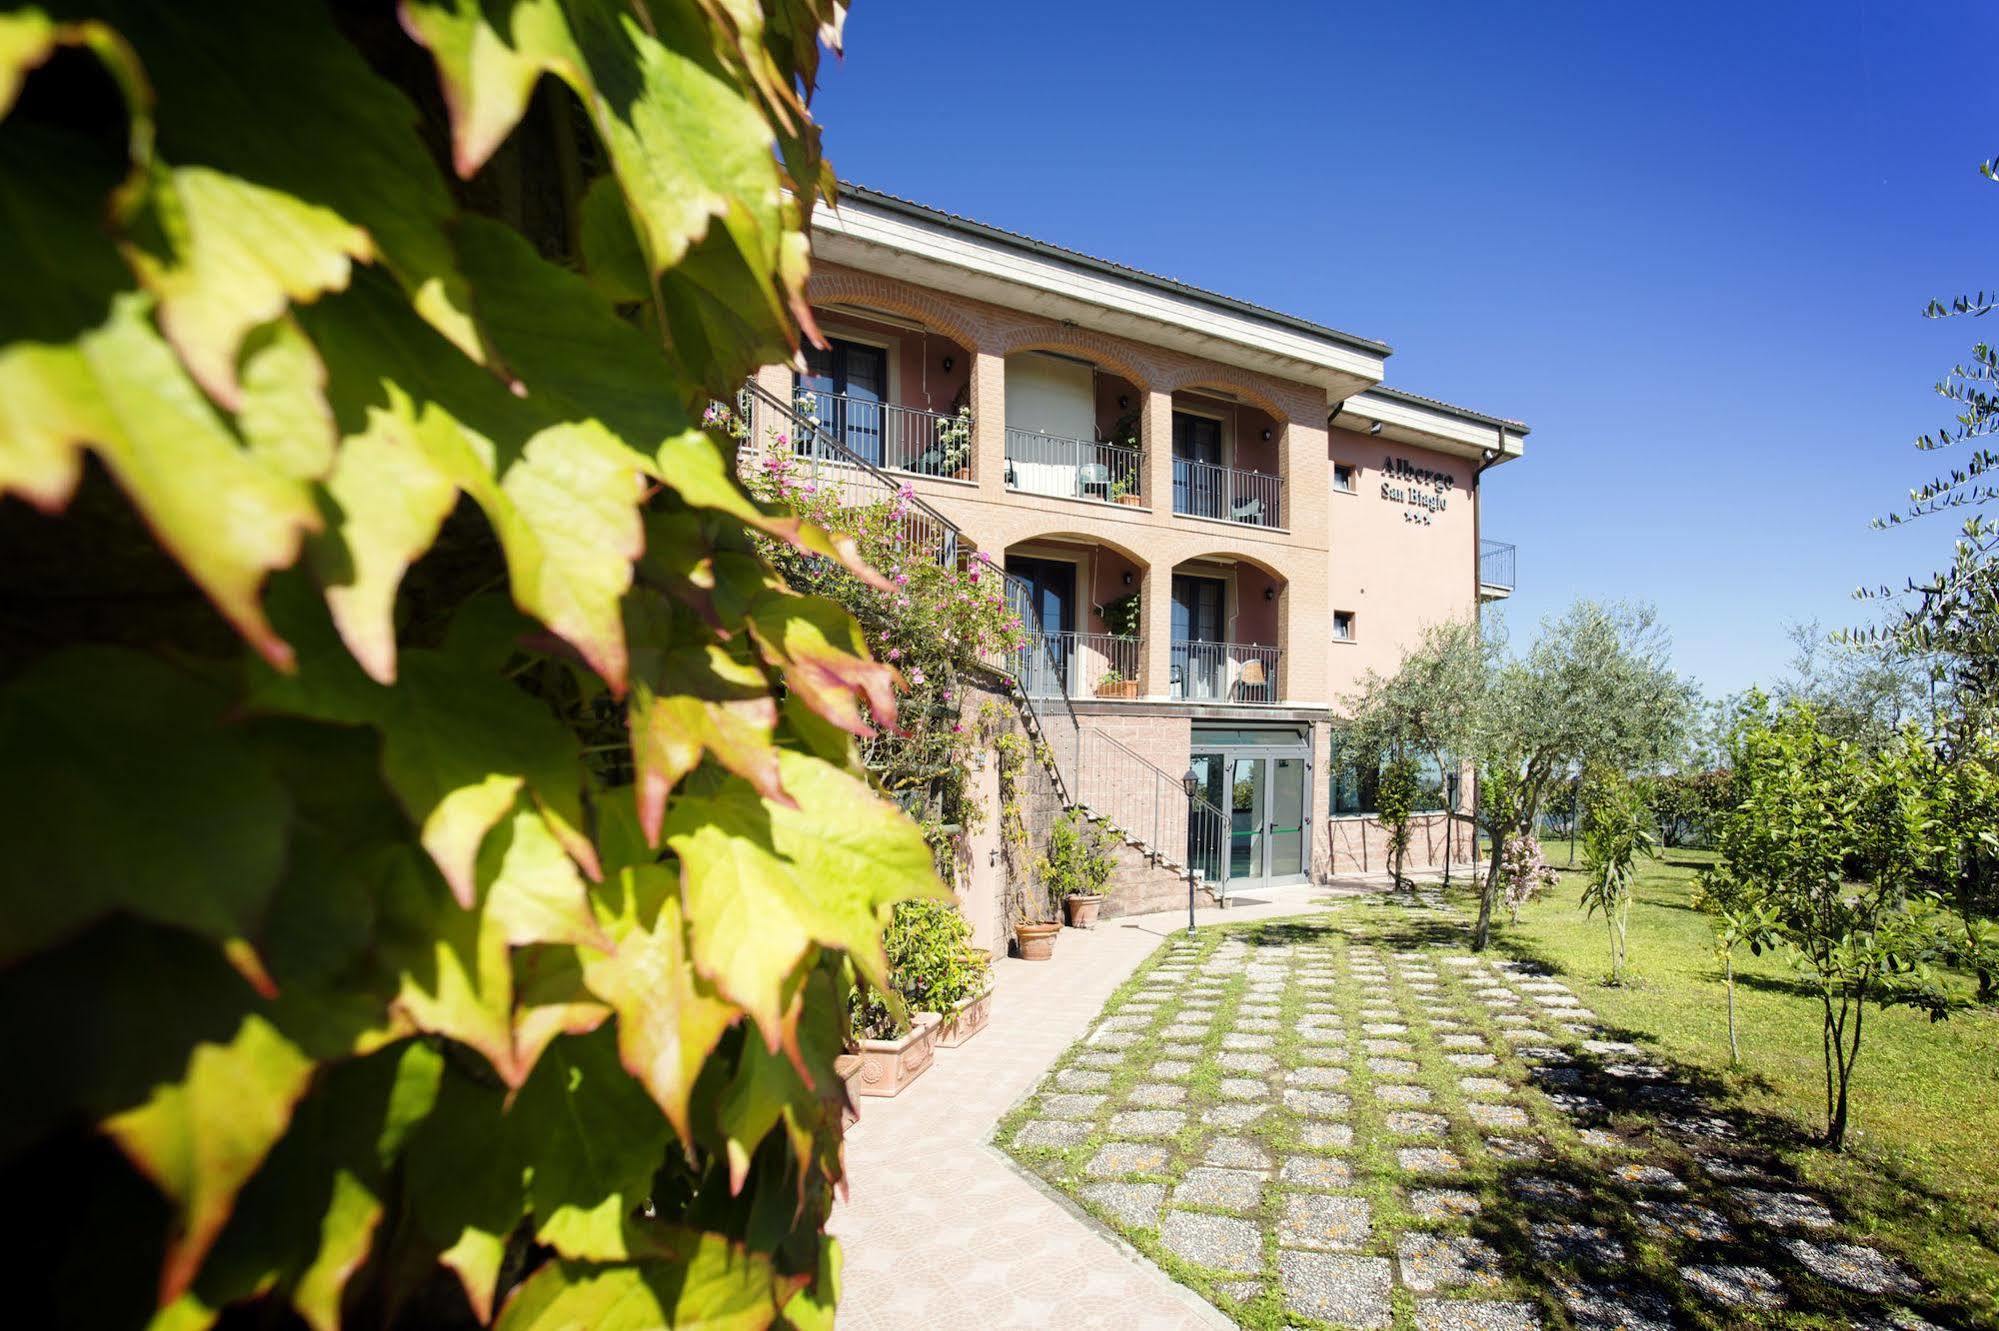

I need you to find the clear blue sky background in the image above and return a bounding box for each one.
[810,1,1999,697]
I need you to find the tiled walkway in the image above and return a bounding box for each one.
[829,883,1356,1329]
[995,909,1947,1330]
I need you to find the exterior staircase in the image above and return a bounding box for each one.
[728,379,1229,895]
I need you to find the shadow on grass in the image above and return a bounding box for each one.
[1263,912,1987,1330]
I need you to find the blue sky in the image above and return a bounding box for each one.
[810,1,1999,696]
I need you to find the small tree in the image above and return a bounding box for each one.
[1575,764,1658,985]
[1690,873,1780,1065]
[1377,752,1419,888]
[1708,701,1958,1148]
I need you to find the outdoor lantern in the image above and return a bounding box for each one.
[1264,584,1276,601]
[1261,427,1272,441]
[941,354,954,372]
[1180,767,1201,936]
[1181,767,1199,800]
[1446,771,1461,812]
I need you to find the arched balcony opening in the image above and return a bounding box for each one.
[1169,387,1286,529]
[1001,350,1146,506]
[1000,535,1151,700]
[796,303,975,478]
[1167,554,1286,704]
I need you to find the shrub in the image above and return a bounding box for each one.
[1500,833,1558,923]
[1577,763,1659,984]
[1037,812,1116,908]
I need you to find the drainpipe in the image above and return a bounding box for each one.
[1468,432,1504,874]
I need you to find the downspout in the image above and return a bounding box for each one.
[1468,432,1504,872]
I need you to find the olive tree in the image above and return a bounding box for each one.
[1469,601,1695,949]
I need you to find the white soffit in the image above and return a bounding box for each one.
[811,200,1386,403]
[1333,390,1527,465]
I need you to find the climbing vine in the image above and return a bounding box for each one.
[0,4,931,1328]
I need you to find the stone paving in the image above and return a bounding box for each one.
[999,915,1950,1329]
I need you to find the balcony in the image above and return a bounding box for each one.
[1479,539,1516,600]
[800,390,971,480]
[1017,631,1144,700]
[1004,429,1145,505]
[1172,458,1283,529]
[1170,640,1281,704]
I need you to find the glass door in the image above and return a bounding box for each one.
[1228,756,1263,881]
[801,338,887,463]
[1172,411,1224,518]
[1007,556,1075,697]
[1269,756,1306,879]
[1171,574,1226,701]
[1188,752,1226,885]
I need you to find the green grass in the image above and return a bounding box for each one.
[1492,844,1999,1323]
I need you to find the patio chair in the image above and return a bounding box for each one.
[1077,462,1110,500]
[1236,658,1267,702]
[1230,496,1265,524]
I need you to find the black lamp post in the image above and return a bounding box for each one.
[1181,766,1201,936]
[1444,770,1461,891]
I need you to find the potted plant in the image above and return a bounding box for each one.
[1095,667,1139,700]
[1041,811,1116,929]
[889,900,996,1048]
[846,983,940,1100]
[935,405,973,479]
[1109,474,1143,507]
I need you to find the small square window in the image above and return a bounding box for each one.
[1333,462,1357,494]
[1333,610,1355,641]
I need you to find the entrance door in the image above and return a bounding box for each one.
[801,338,888,463]
[1171,574,1226,700]
[1008,556,1075,696]
[1172,412,1224,518]
[1268,756,1306,878]
[1228,756,1263,881]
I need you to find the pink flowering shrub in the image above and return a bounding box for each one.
[1501,833,1559,923]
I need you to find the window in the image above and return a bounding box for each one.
[1333,462,1357,493]
[1333,610,1355,642]
[1328,735,1449,816]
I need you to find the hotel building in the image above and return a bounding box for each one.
[749,186,1526,924]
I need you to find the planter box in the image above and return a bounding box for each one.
[1016,921,1060,961]
[1094,680,1139,699]
[852,1013,939,1098]
[929,987,994,1048]
[835,1053,866,1125]
[1115,493,1144,507]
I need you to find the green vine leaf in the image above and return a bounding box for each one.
[493,1238,801,1331]
[668,751,943,1051]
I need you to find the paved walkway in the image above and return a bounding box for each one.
[829,882,1358,1329]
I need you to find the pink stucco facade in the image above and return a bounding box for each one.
[767,194,1525,903]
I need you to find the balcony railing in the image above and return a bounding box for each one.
[1170,640,1281,703]
[1479,539,1516,592]
[1172,457,1283,528]
[1004,428,1144,504]
[801,390,972,479]
[1015,631,1144,700]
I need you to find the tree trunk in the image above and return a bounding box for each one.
[1725,951,1739,1064]
[1472,840,1503,950]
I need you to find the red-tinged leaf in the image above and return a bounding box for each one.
[373,845,520,1086]
[101,1012,316,1305]
[744,592,900,738]
[512,943,611,1083]
[668,751,943,1052]
[580,865,738,1147]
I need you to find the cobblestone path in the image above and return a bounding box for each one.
[998,914,1947,1330]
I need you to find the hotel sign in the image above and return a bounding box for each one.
[1379,456,1452,526]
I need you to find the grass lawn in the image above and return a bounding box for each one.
[1486,842,1999,1323]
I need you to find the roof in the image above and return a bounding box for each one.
[1362,386,1530,436]
[834,183,1394,361]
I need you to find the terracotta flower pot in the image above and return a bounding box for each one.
[1115,493,1144,507]
[1064,893,1106,928]
[1094,680,1139,699]
[852,1013,939,1098]
[930,987,994,1048]
[1015,921,1060,961]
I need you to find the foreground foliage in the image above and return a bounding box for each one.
[0,3,946,1327]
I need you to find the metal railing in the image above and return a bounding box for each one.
[1014,631,1144,700]
[800,389,972,479]
[731,377,1221,883]
[1078,728,1228,884]
[1004,428,1144,504]
[1480,539,1516,591]
[1170,639,1282,703]
[733,379,962,568]
[1172,457,1283,528]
